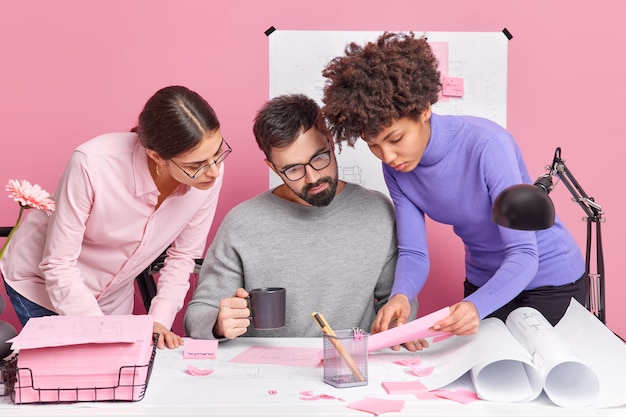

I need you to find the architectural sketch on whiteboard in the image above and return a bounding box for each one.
[268,30,508,195]
[340,162,364,186]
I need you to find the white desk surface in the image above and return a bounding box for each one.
[1,337,625,416]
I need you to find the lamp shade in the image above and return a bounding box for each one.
[491,184,556,230]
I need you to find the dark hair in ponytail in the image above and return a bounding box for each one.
[133,86,220,159]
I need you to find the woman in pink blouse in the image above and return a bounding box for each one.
[1,86,230,349]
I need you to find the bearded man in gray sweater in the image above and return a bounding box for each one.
[184,94,418,345]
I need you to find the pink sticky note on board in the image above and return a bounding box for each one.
[442,77,464,97]
[183,338,218,359]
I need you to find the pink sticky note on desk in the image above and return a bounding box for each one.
[186,365,214,376]
[183,338,218,359]
[348,397,405,416]
[382,381,428,395]
[432,388,480,404]
[442,77,464,97]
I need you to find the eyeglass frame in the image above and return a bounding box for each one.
[170,138,232,179]
[271,145,333,181]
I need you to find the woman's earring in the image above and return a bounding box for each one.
[156,163,162,176]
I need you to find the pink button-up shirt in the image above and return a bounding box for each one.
[0,132,223,329]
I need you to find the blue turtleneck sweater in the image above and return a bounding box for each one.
[385,113,585,318]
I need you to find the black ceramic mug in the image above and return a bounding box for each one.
[248,287,286,330]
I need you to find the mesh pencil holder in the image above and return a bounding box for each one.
[323,329,368,388]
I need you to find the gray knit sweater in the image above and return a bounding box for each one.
[184,183,406,339]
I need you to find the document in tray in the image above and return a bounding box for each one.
[7,314,155,403]
[8,314,152,349]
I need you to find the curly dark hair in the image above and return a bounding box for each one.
[321,32,441,147]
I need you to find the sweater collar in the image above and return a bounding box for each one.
[418,113,463,167]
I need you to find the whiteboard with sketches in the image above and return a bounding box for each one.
[268,30,508,195]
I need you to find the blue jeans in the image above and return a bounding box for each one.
[2,274,57,326]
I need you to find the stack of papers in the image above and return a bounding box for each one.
[6,315,155,403]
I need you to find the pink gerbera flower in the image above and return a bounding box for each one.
[6,179,55,214]
[1,179,56,260]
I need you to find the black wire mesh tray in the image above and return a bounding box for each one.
[1,333,158,404]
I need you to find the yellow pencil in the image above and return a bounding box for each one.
[312,312,365,382]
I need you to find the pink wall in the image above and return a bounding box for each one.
[1,1,624,339]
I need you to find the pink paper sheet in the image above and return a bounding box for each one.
[228,345,322,367]
[368,307,451,352]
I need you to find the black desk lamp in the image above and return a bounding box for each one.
[491,147,606,323]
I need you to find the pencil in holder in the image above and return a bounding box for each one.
[323,328,368,388]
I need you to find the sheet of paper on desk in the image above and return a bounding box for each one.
[551,300,626,408]
[382,300,626,408]
[470,300,626,408]
[229,345,322,367]
[368,329,477,392]
[494,304,599,407]
[405,299,626,408]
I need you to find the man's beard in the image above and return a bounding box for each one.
[293,175,338,207]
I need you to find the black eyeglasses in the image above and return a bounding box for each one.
[170,139,232,179]
[275,148,333,181]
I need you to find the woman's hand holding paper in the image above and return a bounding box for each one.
[372,294,412,333]
[430,301,480,336]
[371,294,429,351]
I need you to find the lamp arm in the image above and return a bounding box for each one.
[550,147,604,222]
[547,147,606,323]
